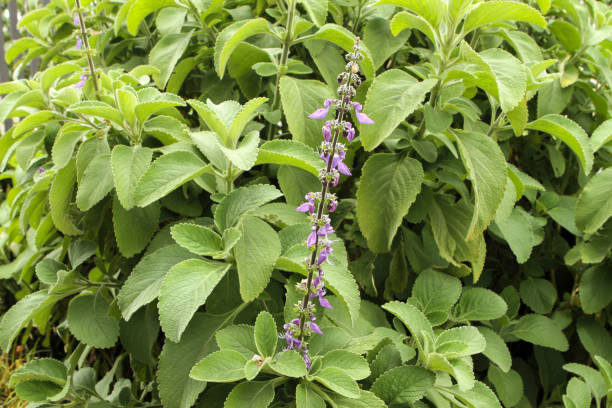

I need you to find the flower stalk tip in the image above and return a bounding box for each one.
[281,39,374,370]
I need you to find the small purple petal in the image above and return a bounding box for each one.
[319,296,332,309]
[352,102,362,112]
[356,111,375,124]
[74,14,80,25]
[324,99,334,108]
[296,202,314,214]
[337,160,351,176]
[322,124,332,141]
[309,107,329,119]
[317,224,335,236]
[76,36,82,50]
[307,231,317,247]
[303,354,311,371]
[310,322,324,335]
[346,127,355,141]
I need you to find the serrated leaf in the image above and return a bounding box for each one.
[314,367,360,398]
[216,325,258,359]
[563,363,606,401]
[254,311,277,357]
[256,140,323,176]
[356,153,423,253]
[224,381,275,408]
[111,145,153,210]
[487,366,523,407]
[463,1,546,34]
[9,358,67,388]
[526,114,593,175]
[219,131,259,171]
[118,245,194,320]
[321,350,370,380]
[134,151,206,207]
[228,97,267,142]
[76,153,114,211]
[135,93,185,124]
[49,159,81,235]
[67,294,119,348]
[269,350,308,378]
[234,216,281,302]
[519,278,557,314]
[68,101,123,125]
[113,196,160,258]
[455,288,507,321]
[575,168,612,234]
[591,119,612,152]
[436,326,486,357]
[159,259,230,342]
[126,0,177,35]
[361,70,435,151]
[215,19,271,78]
[382,301,433,349]
[579,264,612,314]
[0,291,49,352]
[511,314,569,351]
[150,32,193,89]
[456,132,506,240]
[412,269,462,314]
[170,223,222,256]
[190,350,247,382]
[477,327,512,373]
[214,184,282,231]
[296,383,325,408]
[370,365,435,404]
[13,111,61,138]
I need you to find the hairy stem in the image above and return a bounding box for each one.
[75,0,101,100]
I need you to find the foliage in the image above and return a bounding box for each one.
[0,0,611,407]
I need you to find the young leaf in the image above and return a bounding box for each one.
[360,70,436,151]
[526,114,593,175]
[111,145,153,210]
[563,363,607,401]
[454,288,507,321]
[412,269,462,314]
[224,381,275,408]
[314,367,360,398]
[218,131,259,171]
[370,365,435,404]
[214,19,271,78]
[67,293,119,349]
[256,140,323,176]
[456,131,506,240]
[134,151,206,207]
[214,184,282,231]
[382,301,434,349]
[159,259,230,342]
[190,350,247,382]
[68,101,123,125]
[321,350,370,380]
[376,0,444,28]
[170,224,222,257]
[356,153,423,253]
[269,350,308,378]
[51,130,82,170]
[118,245,193,320]
[228,97,267,142]
[216,325,258,359]
[436,326,486,357]
[234,216,281,302]
[134,93,185,124]
[12,111,61,138]
[462,1,546,34]
[254,311,278,357]
[150,32,193,89]
[126,0,177,35]
[296,383,325,408]
[590,119,612,152]
[76,153,114,211]
[9,358,67,388]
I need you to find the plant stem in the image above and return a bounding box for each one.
[267,0,297,140]
[75,0,101,100]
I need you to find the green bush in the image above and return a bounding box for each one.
[0,0,611,406]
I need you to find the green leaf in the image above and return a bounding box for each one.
[310,24,375,78]
[134,151,206,207]
[549,20,581,52]
[68,101,123,125]
[188,100,231,146]
[370,365,435,404]
[228,97,268,143]
[149,32,193,89]
[216,325,258,359]
[477,327,512,373]
[126,0,177,35]
[67,293,119,348]
[324,263,361,326]
[234,216,281,302]
[269,350,308,377]
[511,314,569,351]
[13,111,61,138]
[296,383,325,408]
[565,377,592,408]
[9,358,67,388]
[256,140,323,176]
[495,207,540,263]
[564,363,606,402]
[364,17,412,69]
[214,19,271,78]
[134,93,185,124]
[0,291,49,352]
[279,76,335,148]
[575,168,612,234]
[158,313,226,408]
[462,1,546,34]
[579,264,612,314]
[214,184,282,231]
[436,326,486,357]
[159,259,230,342]
[113,196,160,258]
[15,381,63,402]
[120,306,159,365]
[321,350,370,380]
[170,223,222,256]
[224,381,275,408]
[118,245,193,320]
[111,145,153,210]
[41,62,82,92]
[382,301,433,349]
[190,350,247,382]
[526,114,593,175]
[519,278,557,314]
[576,317,612,362]
[356,153,424,253]
[219,131,259,171]
[376,0,444,28]
[329,390,387,408]
[254,311,277,357]
[361,70,436,151]
[456,132,507,240]
[591,119,612,152]
[76,153,114,211]
[51,130,82,170]
[412,269,462,314]
[487,366,523,408]
[455,288,507,321]
[446,381,502,408]
[49,158,81,235]
[301,0,327,26]
[314,367,360,398]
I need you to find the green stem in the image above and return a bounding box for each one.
[226,162,234,193]
[75,0,101,100]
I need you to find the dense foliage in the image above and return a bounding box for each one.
[1,0,612,406]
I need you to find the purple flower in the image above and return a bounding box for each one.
[296,193,315,215]
[309,314,323,335]
[309,99,334,119]
[317,290,332,308]
[74,14,80,25]
[303,353,311,370]
[38,167,45,175]
[76,35,82,50]
[317,244,332,265]
[327,197,337,212]
[75,73,88,88]
[317,223,334,236]
[320,150,351,176]
[352,102,374,124]
[344,122,355,141]
[284,331,302,350]
[322,122,332,141]
[307,231,317,248]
